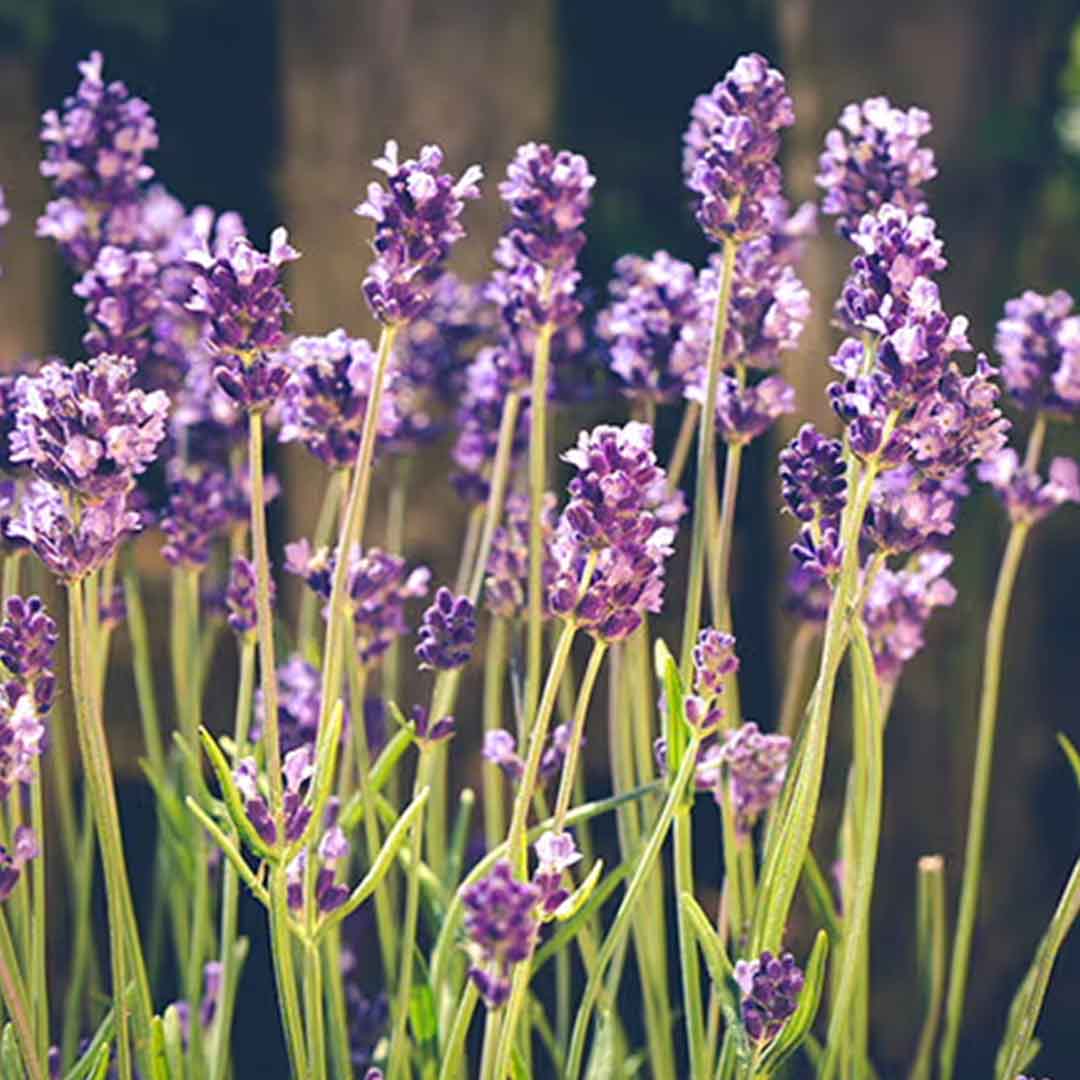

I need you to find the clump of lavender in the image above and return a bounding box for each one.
[683,53,795,243]
[186,227,300,411]
[734,950,805,1043]
[356,141,483,325]
[279,329,402,469]
[994,290,1080,416]
[74,246,161,364]
[719,722,791,835]
[863,550,957,686]
[817,97,936,237]
[285,540,430,666]
[415,588,476,671]
[159,461,232,568]
[462,860,540,1008]
[597,250,700,403]
[38,51,158,268]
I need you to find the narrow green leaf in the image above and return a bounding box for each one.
[760,928,830,1073]
[197,726,276,861]
[317,786,431,938]
[162,1005,185,1080]
[534,862,629,971]
[185,797,269,908]
[995,852,1080,1079]
[148,1015,170,1080]
[1057,732,1080,792]
[88,1047,112,1080]
[555,859,605,922]
[585,1008,617,1080]
[1,1023,23,1080]
[340,725,416,831]
[409,980,439,1044]
[656,638,689,777]
[444,788,476,890]
[679,890,735,992]
[802,849,842,941]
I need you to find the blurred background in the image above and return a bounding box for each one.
[2,0,1080,1075]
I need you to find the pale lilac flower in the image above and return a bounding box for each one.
[720,722,791,835]
[977,449,1080,526]
[994,290,1079,415]
[533,831,582,916]
[0,826,39,902]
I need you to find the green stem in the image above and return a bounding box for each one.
[67,578,153,1080]
[667,403,701,493]
[674,808,707,1080]
[298,471,345,663]
[909,855,947,1080]
[28,764,47,1066]
[678,237,738,678]
[209,635,256,1080]
[505,619,577,876]
[248,411,283,813]
[778,622,818,739]
[709,441,743,634]
[525,318,555,740]
[820,620,884,1080]
[123,564,165,773]
[269,870,308,1077]
[0,906,43,1080]
[383,457,411,704]
[552,640,607,828]
[466,390,522,603]
[60,788,97,1067]
[314,323,400,769]
[938,519,1032,1079]
[324,929,354,1080]
[304,943,327,1080]
[388,746,435,1080]
[438,980,479,1080]
[483,617,510,851]
[565,734,703,1080]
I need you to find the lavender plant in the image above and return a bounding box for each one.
[0,46,1073,1080]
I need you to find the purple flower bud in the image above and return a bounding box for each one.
[416,587,476,670]
[0,826,39,901]
[225,557,262,636]
[482,729,524,781]
[160,460,233,568]
[979,449,1080,526]
[734,950,804,1042]
[817,97,936,238]
[533,830,581,916]
[720,722,790,835]
[411,705,455,744]
[684,54,795,243]
[692,628,740,698]
[356,141,482,325]
[864,550,957,685]
[462,860,540,1008]
[994,289,1080,416]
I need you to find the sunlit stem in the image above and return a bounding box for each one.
[938,414,1045,1080]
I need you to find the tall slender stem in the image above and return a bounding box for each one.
[28,764,47,1066]
[552,640,607,829]
[483,618,510,851]
[709,441,743,633]
[298,471,345,662]
[0,906,43,1080]
[679,238,737,678]
[67,577,152,1080]
[938,517,1035,1078]
[314,323,400,759]
[269,871,308,1077]
[525,319,556,737]
[667,403,700,493]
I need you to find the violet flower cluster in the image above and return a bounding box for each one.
[355,141,483,325]
[734,951,805,1043]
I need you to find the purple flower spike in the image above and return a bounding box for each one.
[415,587,476,670]
[994,289,1080,416]
[864,550,957,685]
[598,251,700,403]
[8,481,141,583]
[74,246,162,365]
[684,54,795,243]
[356,141,483,325]
[720,722,791,835]
[37,52,158,269]
[0,826,39,902]
[225,557,261,636]
[817,97,937,238]
[462,860,540,1008]
[499,143,594,270]
[279,329,402,469]
[780,424,848,526]
[978,449,1080,526]
[561,422,679,551]
[0,595,59,721]
[11,354,169,502]
[187,228,299,411]
[160,461,232,568]
[485,492,557,619]
[692,628,740,698]
[734,950,804,1043]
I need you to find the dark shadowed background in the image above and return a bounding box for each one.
[2,0,1079,1075]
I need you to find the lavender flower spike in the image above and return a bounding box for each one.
[0,825,39,902]
[977,449,1080,526]
[356,141,483,325]
[734,950,804,1042]
[187,227,300,411]
[720,721,791,835]
[684,53,795,243]
[817,97,936,238]
[415,587,476,671]
[462,860,540,1008]
[0,595,59,720]
[692,628,740,698]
